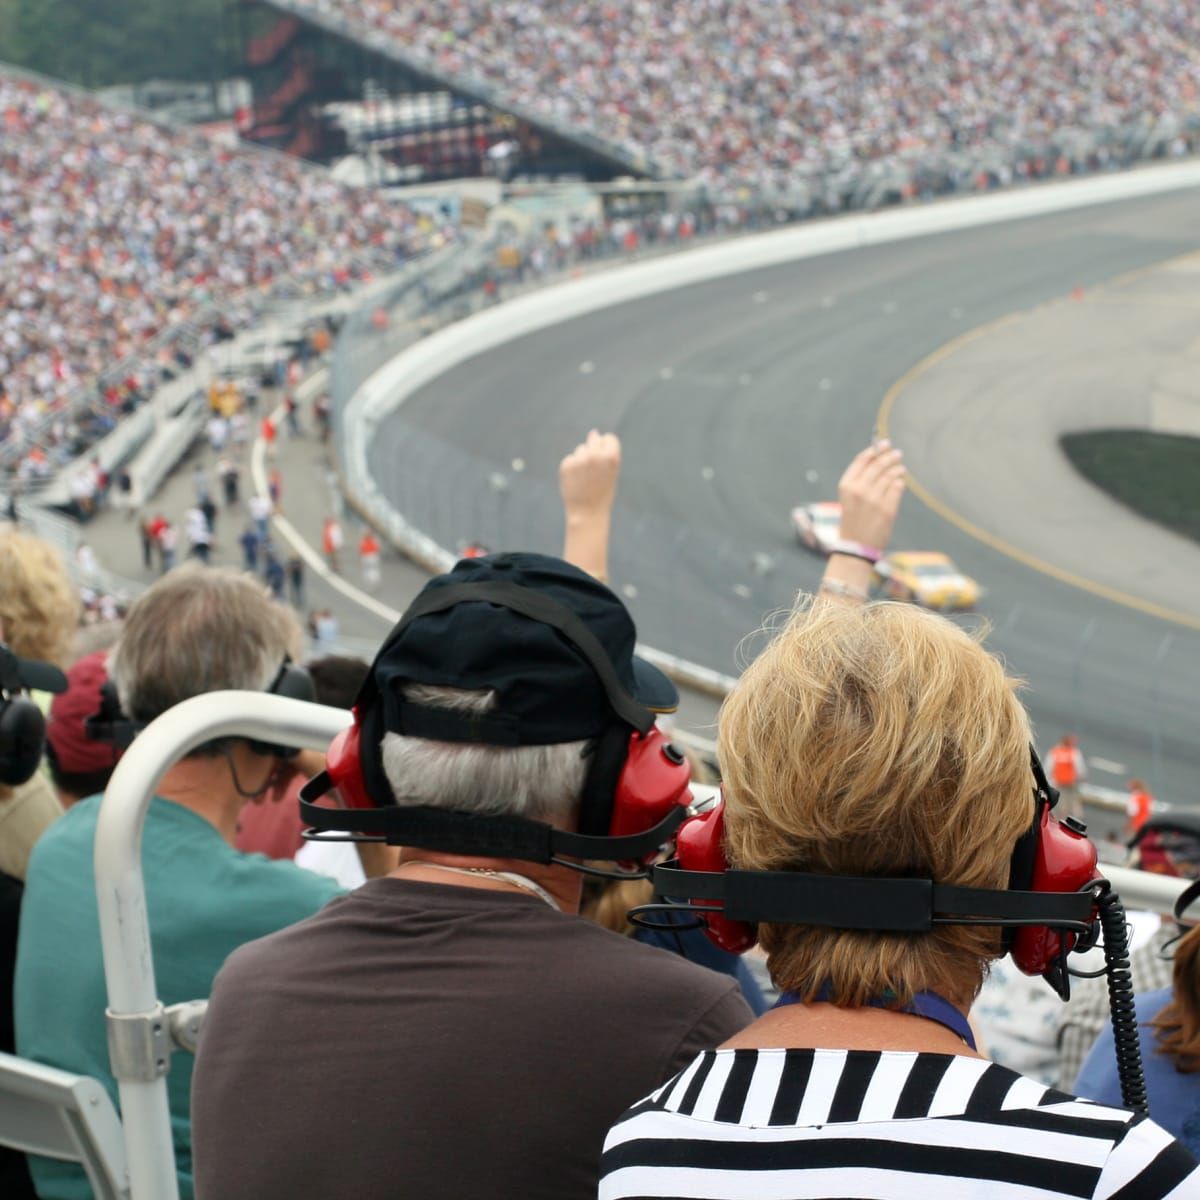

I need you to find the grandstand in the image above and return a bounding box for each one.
[248,0,1200,204]
[231,0,660,183]
[0,65,448,490]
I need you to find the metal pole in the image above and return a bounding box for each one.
[1072,618,1098,735]
[1105,864,1195,920]
[94,692,351,1200]
[1148,633,1173,793]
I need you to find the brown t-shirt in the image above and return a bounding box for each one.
[191,877,752,1200]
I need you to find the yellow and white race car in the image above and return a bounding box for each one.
[874,551,982,611]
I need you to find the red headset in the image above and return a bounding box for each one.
[300,582,694,869]
[647,749,1101,998]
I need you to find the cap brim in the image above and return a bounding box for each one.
[632,656,678,714]
[17,657,68,694]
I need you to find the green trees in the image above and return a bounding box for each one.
[0,0,232,89]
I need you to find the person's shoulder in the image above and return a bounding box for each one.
[563,917,746,1008]
[1133,986,1173,1019]
[212,885,355,988]
[1098,1112,1200,1197]
[222,849,345,911]
[25,795,98,868]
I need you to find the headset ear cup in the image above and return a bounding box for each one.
[273,663,316,704]
[324,723,373,810]
[248,661,317,758]
[608,728,692,843]
[676,799,757,955]
[0,697,47,787]
[1010,804,1099,981]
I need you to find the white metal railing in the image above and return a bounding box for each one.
[93,692,351,1200]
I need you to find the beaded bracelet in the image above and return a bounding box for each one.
[818,577,870,603]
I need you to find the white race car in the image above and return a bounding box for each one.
[791,501,842,554]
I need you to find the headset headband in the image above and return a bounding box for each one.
[1175,878,1200,925]
[299,798,688,864]
[651,864,1096,932]
[0,646,25,696]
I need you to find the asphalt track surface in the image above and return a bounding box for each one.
[369,190,1200,805]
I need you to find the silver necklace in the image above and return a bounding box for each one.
[400,860,560,911]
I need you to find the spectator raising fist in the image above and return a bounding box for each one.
[560,430,621,583]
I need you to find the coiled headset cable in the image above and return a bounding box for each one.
[1093,881,1149,1116]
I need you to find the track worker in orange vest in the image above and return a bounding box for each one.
[1124,778,1154,839]
[1048,734,1086,823]
[358,529,381,590]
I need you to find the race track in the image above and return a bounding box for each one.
[368,188,1200,804]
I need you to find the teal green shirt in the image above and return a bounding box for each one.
[15,794,344,1199]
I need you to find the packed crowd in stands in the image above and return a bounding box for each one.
[293,0,1200,192]
[0,432,1197,1199]
[0,68,449,483]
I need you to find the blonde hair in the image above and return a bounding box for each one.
[0,530,79,667]
[718,600,1033,1009]
[582,876,653,937]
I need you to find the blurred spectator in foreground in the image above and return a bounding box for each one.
[43,651,123,809]
[15,566,344,1200]
[190,550,751,1200]
[0,614,69,1199]
[600,600,1197,1198]
[0,531,79,881]
[236,654,370,863]
[1056,816,1200,1089]
[1075,875,1200,1156]
[1048,733,1086,823]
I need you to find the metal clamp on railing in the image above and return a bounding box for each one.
[166,1000,207,1056]
[106,1005,170,1084]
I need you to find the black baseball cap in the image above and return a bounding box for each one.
[0,643,67,695]
[365,552,677,745]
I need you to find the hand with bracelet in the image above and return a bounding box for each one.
[818,440,906,605]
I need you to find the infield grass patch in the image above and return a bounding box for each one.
[1061,430,1200,544]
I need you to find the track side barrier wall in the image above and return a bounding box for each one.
[340,159,1200,699]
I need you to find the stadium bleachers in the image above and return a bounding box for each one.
[0,68,452,482]
[282,0,1200,193]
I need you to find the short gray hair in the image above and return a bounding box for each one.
[108,565,301,727]
[380,684,589,823]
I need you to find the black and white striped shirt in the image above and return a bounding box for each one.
[600,1049,1200,1199]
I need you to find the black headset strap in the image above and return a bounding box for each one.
[0,645,23,695]
[298,789,687,862]
[1175,879,1200,925]
[363,581,655,736]
[651,863,1096,931]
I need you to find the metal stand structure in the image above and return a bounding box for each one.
[93,691,351,1200]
